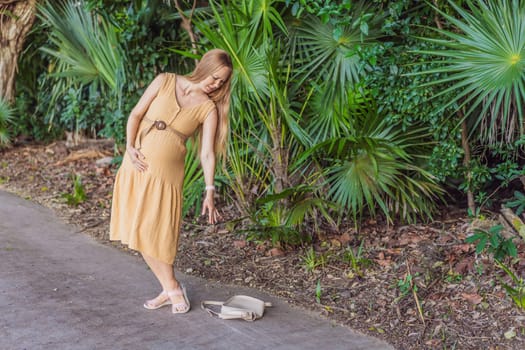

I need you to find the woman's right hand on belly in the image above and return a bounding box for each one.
[127,146,148,172]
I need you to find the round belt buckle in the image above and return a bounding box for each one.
[155,120,167,130]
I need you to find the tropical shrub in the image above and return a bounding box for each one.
[418,0,525,147]
[36,0,126,141]
[14,20,61,142]
[184,0,444,231]
[309,95,442,223]
[17,0,187,145]
[412,0,525,210]
[0,98,14,147]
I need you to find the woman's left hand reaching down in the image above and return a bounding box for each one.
[201,194,222,224]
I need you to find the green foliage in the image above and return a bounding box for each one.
[398,0,525,212]
[465,224,517,261]
[181,142,204,217]
[395,272,418,303]
[309,97,442,223]
[62,174,87,205]
[286,0,372,42]
[36,0,126,140]
[187,0,445,227]
[289,4,384,110]
[444,271,464,284]
[492,154,525,184]
[414,0,525,149]
[0,98,14,147]
[458,158,492,199]
[242,186,333,247]
[315,279,322,303]
[301,246,328,273]
[344,239,371,276]
[507,191,525,215]
[38,0,126,93]
[14,20,61,142]
[360,39,462,184]
[496,260,525,310]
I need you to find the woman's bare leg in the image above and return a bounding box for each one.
[142,253,186,309]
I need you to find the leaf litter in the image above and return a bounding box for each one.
[1,141,524,350]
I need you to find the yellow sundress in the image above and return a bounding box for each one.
[110,73,216,264]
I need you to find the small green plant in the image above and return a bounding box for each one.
[243,185,334,247]
[395,273,417,302]
[467,206,483,219]
[0,97,14,148]
[465,224,517,261]
[496,260,525,310]
[444,271,463,284]
[315,279,322,303]
[344,239,371,276]
[507,191,525,216]
[62,174,87,206]
[474,262,485,276]
[394,267,425,323]
[301,246,327,273]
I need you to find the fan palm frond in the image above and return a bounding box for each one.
[0,98,14,148]
[38,0,126,94]
[309,101,442,223]
[288,2,383,108]
[414,0,525,146]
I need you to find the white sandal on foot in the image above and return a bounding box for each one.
[167,284,190,314]
[143,291,172,310]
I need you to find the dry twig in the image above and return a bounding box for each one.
[406,259,425,325]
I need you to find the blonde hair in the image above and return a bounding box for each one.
[187,49,232,158]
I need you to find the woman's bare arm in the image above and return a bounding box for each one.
[200,107,220,224]
[126,73,165,171]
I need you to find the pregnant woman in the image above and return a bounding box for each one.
[110,49,232,314]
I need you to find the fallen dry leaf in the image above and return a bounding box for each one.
[452,244,472,254]
[453,256,474,274]
[339,232,352,244]
[330,239,342,249]
[461,293,483,305]
[267,247,285,257]
[233,240,246,249]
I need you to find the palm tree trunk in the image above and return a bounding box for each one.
[460,118,476,215]
[271,126,288,194]
[0,0,37,103]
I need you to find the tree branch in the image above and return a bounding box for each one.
[432,0,443,30]
[173,0,199,64]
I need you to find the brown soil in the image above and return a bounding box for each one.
[1,140,524,350]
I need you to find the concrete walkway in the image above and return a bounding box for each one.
[0,190,394,350]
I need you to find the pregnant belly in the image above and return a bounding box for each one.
[138,130,187,165]
[132,132,187,186]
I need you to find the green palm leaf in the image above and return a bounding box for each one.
[38,0,126,95]
[413,0,525,146]
[288,2,383,108]
[0,98,14,147]
[309,101,442,223]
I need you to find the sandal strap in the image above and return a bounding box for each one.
[172,302,189,309]
[144,291,171,308]
[166,288,183,297]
